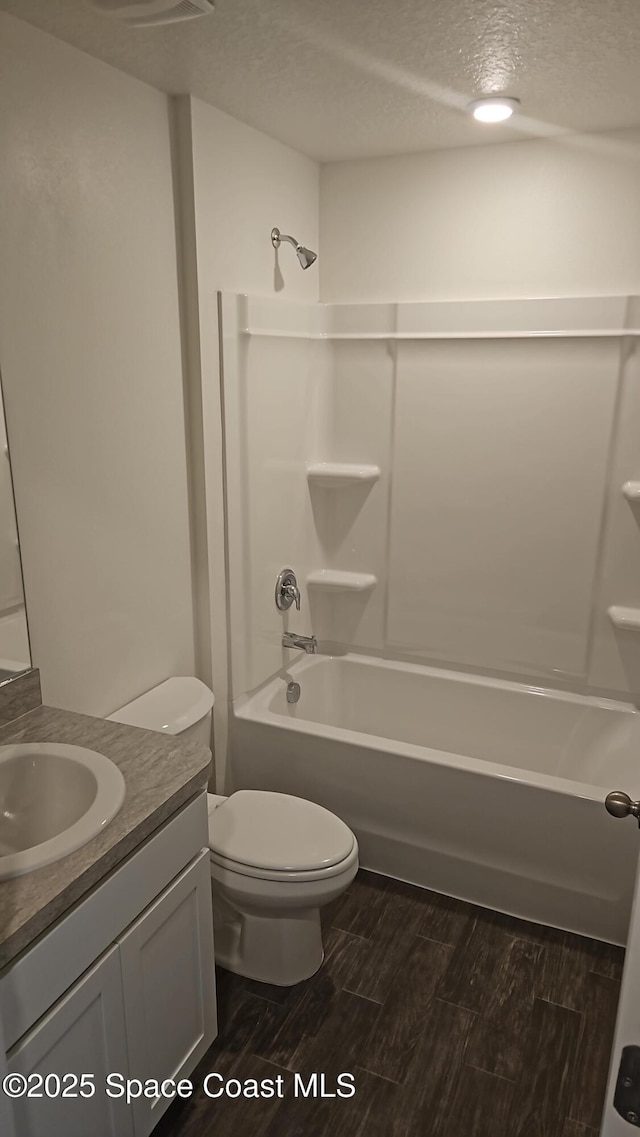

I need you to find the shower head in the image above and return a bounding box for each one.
[296,244,317,270]
[271,227,317,270]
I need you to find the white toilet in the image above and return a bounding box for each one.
[206,788,358,985]
[108,677,359,986]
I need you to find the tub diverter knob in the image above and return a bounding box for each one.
[605,791,640,826]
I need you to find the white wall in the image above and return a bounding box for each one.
[320,129,640,303]
[189,99,319,304]
[0,13,195,716]
[177,97,319,788]
[0,24,319,749]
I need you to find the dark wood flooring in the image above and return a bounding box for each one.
[156,870,623,1137]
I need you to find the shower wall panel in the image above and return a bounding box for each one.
[221,294,330,697]
[588,343,640,695]
[387,337,620,682]
[308,339,393,650]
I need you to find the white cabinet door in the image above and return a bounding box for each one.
[119,849,217,1137]
[7,946,133,1137]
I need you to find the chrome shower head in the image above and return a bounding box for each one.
[296,245,317,270]
[271,227,317,270]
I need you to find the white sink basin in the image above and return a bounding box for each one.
[0,743,126,879]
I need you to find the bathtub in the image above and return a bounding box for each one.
[231,653,640,944]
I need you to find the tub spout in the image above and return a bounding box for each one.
[282,632,317,654]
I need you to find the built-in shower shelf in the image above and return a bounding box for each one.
[622,482,640,502]
[608,605,640,631]
[306,463,381,488]
[307,570,377,593]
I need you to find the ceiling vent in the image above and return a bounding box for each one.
[88,0,214,27]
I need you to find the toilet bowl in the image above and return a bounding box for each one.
[208,789,359,985]
[108,678,358,987]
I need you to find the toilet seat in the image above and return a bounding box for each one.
[208,789,356,882]
[210,841,359,884]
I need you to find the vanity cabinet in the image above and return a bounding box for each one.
[0,793,216,1137]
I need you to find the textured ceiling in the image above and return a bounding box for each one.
[2,0,640,161]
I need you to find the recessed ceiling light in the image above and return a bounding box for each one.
[469,97,520,123]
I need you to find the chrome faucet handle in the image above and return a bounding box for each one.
[283,582,301,610]
[275,568,301,612]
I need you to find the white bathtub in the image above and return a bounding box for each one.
[231,653,640,944]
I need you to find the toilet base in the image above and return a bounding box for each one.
[213,902,325,986]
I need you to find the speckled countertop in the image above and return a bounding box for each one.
[0,705,212,968]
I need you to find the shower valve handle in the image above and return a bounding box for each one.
[275,568,301,612]
[605,791,640,827]
[283,583,301,610]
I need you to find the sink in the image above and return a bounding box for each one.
[0,743,126,879]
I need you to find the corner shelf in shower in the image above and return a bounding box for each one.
[306,463,381,488]
[307,570,377,593]
[622,482,640,502]
[608,605,640,631]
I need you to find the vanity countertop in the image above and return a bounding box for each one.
[0,705,212,968]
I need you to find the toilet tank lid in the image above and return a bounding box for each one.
[107,677,214,735]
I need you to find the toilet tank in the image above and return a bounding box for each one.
[107,677,214,749]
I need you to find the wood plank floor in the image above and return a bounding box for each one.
[156,870,623,1137]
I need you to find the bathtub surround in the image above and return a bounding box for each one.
[220,292,640,703]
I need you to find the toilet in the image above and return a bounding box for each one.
[206,788,358,985]
[108,677,359,986]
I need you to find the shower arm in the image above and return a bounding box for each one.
[271,227,317,270]
[271,228,299,251]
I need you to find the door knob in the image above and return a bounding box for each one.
[605,791,640,827]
